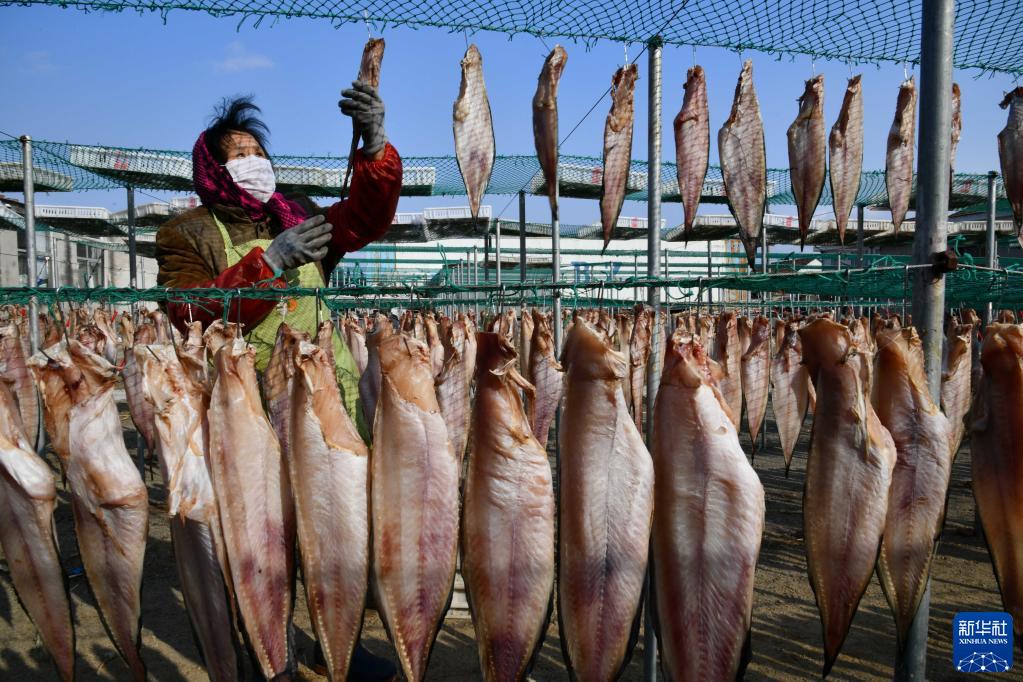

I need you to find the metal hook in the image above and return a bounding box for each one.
[315,287,322,327]
[363,9,372,38]
[234,288,243,337]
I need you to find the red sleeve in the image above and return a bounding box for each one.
[323,143,402,272]
[166,247,287,333]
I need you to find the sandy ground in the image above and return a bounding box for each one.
[0,399,1013,681]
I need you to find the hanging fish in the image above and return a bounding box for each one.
[527,310,563,450]
[719,60,767,268]
[740,315,772,443]
[886,77,917,234]
[436,317,472,463]
[787,74,826,248]
[950,83,962,186]
[713,311,743,427]
[454,44,496,225]
[533,45,568,221]
[0,322,39,452]
[600,64,639,251]
[941,322,973,456]
[674,65,710,241]
[998,87,1023,244]
[341,37,385,200]
[771,322,811,473]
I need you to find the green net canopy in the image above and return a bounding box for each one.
[2,0,1021,74]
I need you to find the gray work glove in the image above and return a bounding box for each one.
[261,214,332,275]
[339,80,387,156]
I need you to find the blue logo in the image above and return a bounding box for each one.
[953,612,1013,673]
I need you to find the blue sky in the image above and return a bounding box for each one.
[0,5,1018,228]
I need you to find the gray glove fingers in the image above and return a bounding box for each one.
[342,90,375,105]
[304,230,333,250]
[350,81,380,97]
[294,214,327,232]
[310,246,329,261]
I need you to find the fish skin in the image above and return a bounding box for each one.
[425,315,446,379]
[674,65,710,241]
[628,305,652,432]
[462,333,555,682]
[829,76,864,245]
[712,311,743,427]
[0,379,75,682]
[291,325,370,680]
[436,318,472,463]
[719,60,767,268]
[799,319,896,676]
[372,333,459,681]
[358,37,385,89]
[950,83,962,185]
[787,74,827,248]
[519,308,535,377]
[526,310,563,450]
[600,64,639,250]
[208,339,293,679]
[122,322,157,453]
[359,314,392,432]
[651,333,764,681]
[972,323,1023,638]
[63,340,149,680]
[886,77,917,234]
[558,320,654,681]
[137,344,241,682]
[0,322,39,451]
[454,44,496,223]
[463,313,479,387]
[28,343,74,472]
[998,88,1023,243]
[345,318,369,377]
[532,46,568,220]
[771,323,811,473]
[941,323,973,456]
[871,327,953,646]
[740,315,772,443]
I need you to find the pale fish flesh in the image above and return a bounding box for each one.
[719,60,767,268]
[372,332,459,681]
[291,325,370,680]
[829,75,864,245]
[740,315,772,443]
[600,64,639,250]
[532,45,568,220]
[771,323,811,473]
[558,320,654,680]
[462,333,555,681]
[345,317,369,377]
[527,310,563,450]
[0,322,39,450]
[950,83,962,184]
[941,322,973,456]
[454,44,496,223]
[674,65,710,241]
[628,305,652,431]
[713,311,743,427]
[799,319,896,675]
[436,318,472,462]
[359,314,392,431]
[651,333,764,680]
[122,321,157,453]
[787,74,826,247]
[871,327,953,647]
[886,77,917,234]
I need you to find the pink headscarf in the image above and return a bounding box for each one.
[192,131,307,229]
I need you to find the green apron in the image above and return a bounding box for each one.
[213,213,368,440]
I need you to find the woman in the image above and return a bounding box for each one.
[156,87,401,437]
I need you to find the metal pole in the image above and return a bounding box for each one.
[519,191,527,284]
[496,216,502,286]
[983,172,998,326]
[552,167,563,350]
[127,186,138,288]
[20,136,39,354]
[707,240,713,306]
[473,246,480,321]
[643,36,663,682]
[899,0,954,677]
[857,203,866,268]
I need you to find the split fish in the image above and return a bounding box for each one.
[787,74,826,248]
[0,322,39,450]
[527,310,563,450]
[0,379,74,681]
[972,323,1023,638]
[345,318,369,377]
[462,333,555,681]
[358,37,385,89]
[886,77,917,234]
[719,60,767,268]
[651,333,764,680]
[941,323,973,456]
[829,76,864,245]
[425,315,445,379]
[532,45,568,220]
[771,323,811,473]
[291,324,370,680]
[738,315,752,356]
[740,315,772,443]
[600,64,639,250]
[558,320,654,681]
[950,83,962,184]
[628,305,652,431]
[359,314,391,432]
[436,318,472,463]
[372,332,459,681]
[998,88,1023,243]
[208,339,293,679]
[674,65,710,241]
[713,311,743,427]
[63,340,149,680]
[137,343,241,682]
[28,343,74,472]
[122,321,157,454]
[454,44,496,223]
[871,327,953,647]
[799,319,896,676]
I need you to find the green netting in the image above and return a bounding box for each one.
[2,263,1021,311]
[0,138,1007,211]
[2,0,1020,74]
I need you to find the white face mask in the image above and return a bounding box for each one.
[224,155,276,203]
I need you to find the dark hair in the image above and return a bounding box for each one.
[204,95,270,163]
